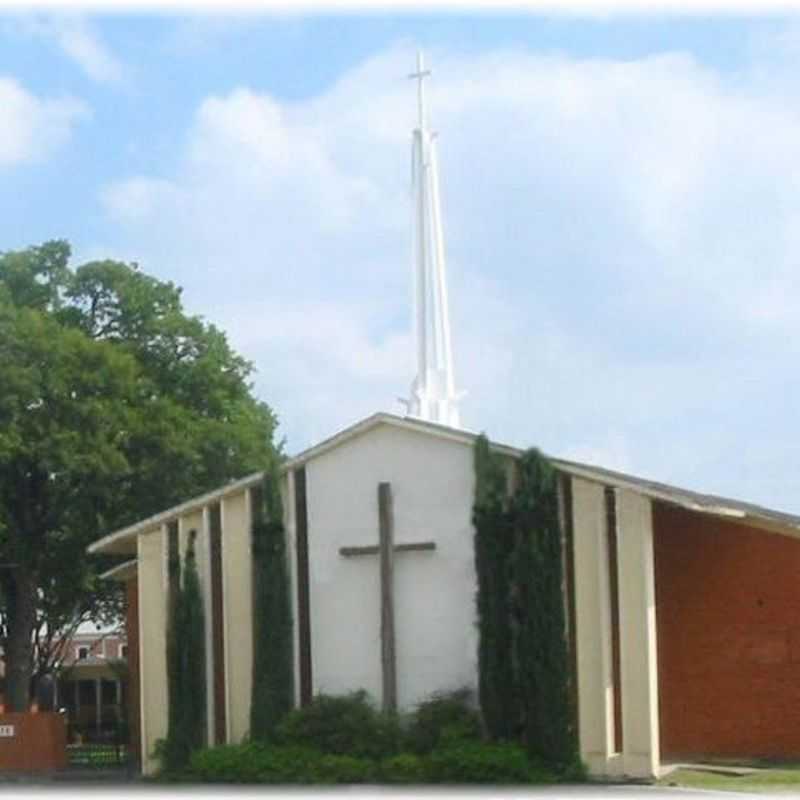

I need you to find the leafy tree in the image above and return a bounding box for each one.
[0,241,279,711]
[250,465,294,740]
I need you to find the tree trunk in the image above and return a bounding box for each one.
[5,570,37,712]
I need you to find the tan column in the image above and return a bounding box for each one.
[138,527,168,775]
[571,477,619,776]
[221,489,253,743]
[615,489,660,779]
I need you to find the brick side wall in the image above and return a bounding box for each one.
[654,502,800,760]
[126,577,141,770]
[0,713,67,771]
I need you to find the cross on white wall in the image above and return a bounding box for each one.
[338,482,436,712]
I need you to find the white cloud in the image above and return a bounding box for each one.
[0,77,87,166]
[96,40,800,511]
[54,19,124,85]
[7,15,124,85]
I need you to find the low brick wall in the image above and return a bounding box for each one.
[0,712,67,772]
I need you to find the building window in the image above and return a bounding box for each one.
[77,646,89,660]
[120,645,128,659]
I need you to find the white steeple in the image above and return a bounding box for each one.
[403,50,463,429]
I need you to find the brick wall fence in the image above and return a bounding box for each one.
[0,712,67,772]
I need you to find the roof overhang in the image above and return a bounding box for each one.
[99,559,138,582]
[87,410,800,556]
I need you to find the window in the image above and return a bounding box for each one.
[120,645,128,659]
[77,646,89,660]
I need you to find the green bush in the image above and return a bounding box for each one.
[405,688,483,754]
[176,740,562,786]
[188,743,319,784]
[276,690,400,759]
[379,753,430,784]
[427,741,556,785]
[309,754,377,784]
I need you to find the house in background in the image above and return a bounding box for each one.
[56,629,128,741]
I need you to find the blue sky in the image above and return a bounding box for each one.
[4,10,800,512]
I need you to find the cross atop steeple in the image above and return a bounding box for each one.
[401,50,463,429]
[408,50,431,131]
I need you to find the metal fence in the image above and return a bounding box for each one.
[66,743,129,768]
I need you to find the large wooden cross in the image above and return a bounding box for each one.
[339,482,436,712]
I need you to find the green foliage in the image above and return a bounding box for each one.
[186,743,310,784]
[163,533,207,771]
[379,753,430,783]
[250,466,294,741]
[512,449,577,768]
[427,741,555,784]
[472,437,579,770]
[404,688,482,755]
[0,240,279,709]
[178,739,559,785]
[276,690,401,759]
[472,435,519,740]
[310,754,377,784]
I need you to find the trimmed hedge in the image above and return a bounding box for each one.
[428,742,553,784]
[182,741,557,785]
[275,690,401,759]
[404,688,482,754]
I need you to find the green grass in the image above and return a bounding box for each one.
[660,766,800,793]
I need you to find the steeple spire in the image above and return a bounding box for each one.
[404,50,462,428]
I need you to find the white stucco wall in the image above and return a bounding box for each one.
[305,422,478,711]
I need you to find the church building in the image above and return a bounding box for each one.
[90,54,800,780]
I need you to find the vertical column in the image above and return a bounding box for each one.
[208,503,227,746]
[138,527,168,775]
[285,469,301,709]
[378,482,397,713]
[220,489,253,743]
[616,489,660,779]
[571,477,618,776]
[201,507,215,747]
[294,467,312,707]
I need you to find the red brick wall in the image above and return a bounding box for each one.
[0,713,67,771]
[126,577,141,770]
[654,501,800,760]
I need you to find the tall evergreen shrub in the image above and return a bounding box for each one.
[250,463,295,741]
[472,437,578,770]
[164,531,207,771]
[511,450,577,768]
[472,435,518,740]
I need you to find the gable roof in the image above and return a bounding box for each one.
[88,411,800,558]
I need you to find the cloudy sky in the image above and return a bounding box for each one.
[3,8,800,511]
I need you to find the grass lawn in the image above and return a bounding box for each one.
[660,765,800,793]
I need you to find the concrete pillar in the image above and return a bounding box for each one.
[615,489,660,779]
[139,526,168,775]
[571,477,620,776]
[220,490,252,744]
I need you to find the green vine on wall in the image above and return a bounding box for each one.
[473,437,578,770]
[250,460,295,741]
